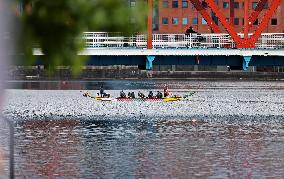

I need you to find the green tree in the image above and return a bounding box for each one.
[18,0,147,73]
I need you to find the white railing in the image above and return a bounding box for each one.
[83,32,284,49]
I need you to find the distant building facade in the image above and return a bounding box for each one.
[158,0,284,33]
[130,0,284,34]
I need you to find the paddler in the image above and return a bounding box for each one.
[131,92,135,98]
[138,91,145,98]
[99,85,104,97]
[83,91,90,97]
[120,90,126,98]
[156,91,163,98]
[148,91,154,98]
[164,84,169,97]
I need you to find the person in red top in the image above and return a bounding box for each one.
[164,84,169,97]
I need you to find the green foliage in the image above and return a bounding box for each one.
[18,0,147,73]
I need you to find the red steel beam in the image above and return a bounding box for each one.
[203,0,242,46]
[189,0,221,33]
[248,0,268,30]
[147,0,153,49]
[250,0,281,44]
[190,0,281,48]
[230,0,234,25]
[244,0,249,39]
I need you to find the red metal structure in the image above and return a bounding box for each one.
[187,0,281,48]
[248,0,268,31]
[190,0,221,33]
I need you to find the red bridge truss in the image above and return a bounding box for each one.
[147,0,282,49]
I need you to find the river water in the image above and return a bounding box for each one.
[1,80,284,178]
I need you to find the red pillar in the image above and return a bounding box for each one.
[147,0,153,49]
[230,0,234,25]
[244,0,249,39]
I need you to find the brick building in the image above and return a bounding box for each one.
[156,0,284,34]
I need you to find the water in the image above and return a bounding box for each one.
[2,80,284,178]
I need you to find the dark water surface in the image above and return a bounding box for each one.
[2,80,284,178]
[6,80,284,90]
[13,119,284,178]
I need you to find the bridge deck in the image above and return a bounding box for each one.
[78,48,284,56]
[32,32,284,69]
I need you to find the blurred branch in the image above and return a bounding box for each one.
[16,0,147,73]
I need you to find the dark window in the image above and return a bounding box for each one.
[252,2,269,9]
[163,1,169,8]
[271,18,277,25]
[264,2,268,9]
[172,1,178,8]
[162,18,169,24]
[234,2,239,8]
[172,18,178,25]
[223,2,229,8]
[252,2,258,10]
[182,1,188,8]
[192,18,198,25]
[234,18,239,25]
[253,19,258,25]
[201,1,208,8]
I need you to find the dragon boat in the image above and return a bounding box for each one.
[83,92,195,102]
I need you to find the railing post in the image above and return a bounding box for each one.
[189,33,192,48]
[218,35,221,48]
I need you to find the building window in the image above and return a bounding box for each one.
[172,1,178,8]
[182,1,188,8]
[192,18,198,25]
[253,19,258,25]
[162,18,169,24]
[172,17,178,25]
[202,18,207,24]
[163,1,169,8]
[234,2,239,8]
[234,18,239,25]
[271,18,277,25]
[263,2,269,9]
[223,2,229,8]
[130,0,136,7]
[252,2,259,10]
[182,18,188,25]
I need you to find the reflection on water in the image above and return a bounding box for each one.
[14,118,284,178]
[7,80,284,90]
